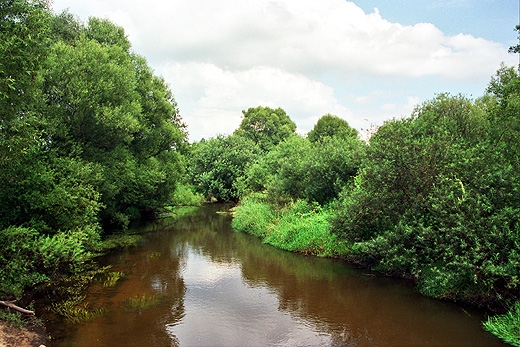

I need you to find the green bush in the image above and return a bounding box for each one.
[170,185,205,206]
[0,226,100,298]
[332,91,520,308]
[188,135,260,202]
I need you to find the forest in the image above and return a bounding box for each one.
[1,1,519,345]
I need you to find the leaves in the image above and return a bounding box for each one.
[234,106,296,152]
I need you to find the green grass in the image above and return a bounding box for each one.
[101,271,125,287]
[232,195,348,257]
[170,185,205,206]
[0,310,26,328]
[97,234,141,252]
[52,295,108,324]
[231,192,275,238]
[483,302,520,346]
[123,294,161,311]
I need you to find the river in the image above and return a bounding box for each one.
[47,204,507,347]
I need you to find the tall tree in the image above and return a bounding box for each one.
[188,134,260,202]
[307,114,358,142]
[234,106,296,151]
[42,17,187,227]
[508,24,520,54]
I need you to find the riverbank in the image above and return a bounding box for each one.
[0,320,47,347]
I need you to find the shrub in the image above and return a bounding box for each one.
[170,185,205,206]
[0,226,100,298]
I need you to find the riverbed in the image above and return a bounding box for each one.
[46,204,507,347]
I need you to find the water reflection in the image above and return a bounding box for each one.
[49,204,506,347]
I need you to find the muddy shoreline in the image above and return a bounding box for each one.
[0,319,48,347]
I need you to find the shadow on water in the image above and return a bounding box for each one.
[46,204,507,347]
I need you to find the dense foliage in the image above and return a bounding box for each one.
[331,86,520,310]
[0,1,187,298]
[234,106,296,152]
[230,113,364,258]
[307,114,358,142]
[187,134,260,202]
[232,193,348,257]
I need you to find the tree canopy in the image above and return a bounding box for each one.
[307,114,358,142]
[234,106,296,151]
[0,3,187,298]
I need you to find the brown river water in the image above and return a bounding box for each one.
[46,204,507,347]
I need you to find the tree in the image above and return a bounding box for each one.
[234,106,296,151]
[188,135,260,202]
[0,0,50,163]
[302,136,363,205]
[0,6,188,299]
[307,114,358,142]
[242,134,364,206]
[331,93,520,306]
[86,17,131,52]
[508,24,520,54]
[42,17,187,228]
[49,10,82,44]
[0,0,50,118]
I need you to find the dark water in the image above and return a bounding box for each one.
[47,204,506,347]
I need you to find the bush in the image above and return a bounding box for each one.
[332,93,520,307]
[231,193,275,238]
[0,226,100,299]
[170,185,204,206]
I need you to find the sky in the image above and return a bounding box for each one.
[51,0,519,141]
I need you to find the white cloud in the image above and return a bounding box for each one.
[160,63,351,139]
[52,0,516,141]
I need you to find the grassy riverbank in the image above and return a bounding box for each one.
[232,193,348,258]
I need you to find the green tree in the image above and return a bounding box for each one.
[0,0,50,164]
[307,114,358,142]
[0,0,50,117]
[302,136,363,205]
[49,10,82,44]
[188,135,260,202]
[234,106,296,151]
[260,135,310,204]
[86,17,131,52]
[0,6,187,299]
[243,134,363,206]
[508,24,520,54]
[42,18,187,227]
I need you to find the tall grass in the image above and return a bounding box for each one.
[52,295,108,324]
[170,185,205,206]
[232,194,348,257]
[231,193,275,238]
[483,302,520,346]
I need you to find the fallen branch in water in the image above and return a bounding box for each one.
[0,301,35,315]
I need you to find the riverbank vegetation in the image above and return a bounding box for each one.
[0,0,191,314]
[223,68,520,345]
